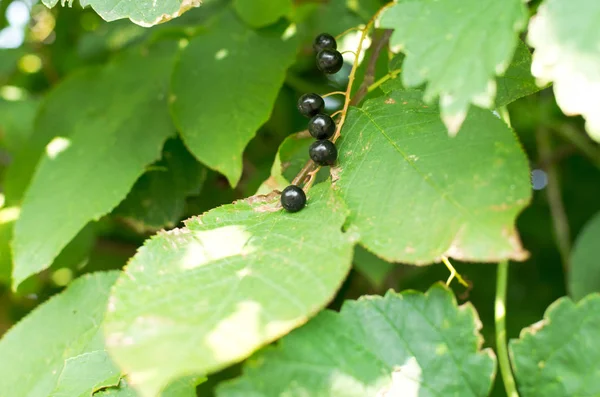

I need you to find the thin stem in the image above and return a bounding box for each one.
[495,260,519,397]
[322,91,346,98]
[441,256,468,287]
[335,26,362,40]
[351,29,394,105]
[330,110,343,118]
[340,50,358,56]
[366,68,401,93]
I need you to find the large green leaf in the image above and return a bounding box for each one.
[218,284,496,396]
[233,0,292,28]
[104,182,354,397]
[334,89,531,264]
[42,0,200,27]
[510,294,600,396]
[96,378,201,397]
[569,212,600,301]
[114,138,207,233]
[0,272,118,397]
[11,42,177,288]
[170,12,298,186]
[528,0,600,141]
[379,0,527,133]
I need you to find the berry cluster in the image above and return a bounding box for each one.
[281,33,341,213]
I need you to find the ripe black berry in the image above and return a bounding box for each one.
[309,140,338,166]
[281,185,306,213]
[297,93,324,118]
[308,114,336,140]
[313,33,337,53]
[316,49,343,74]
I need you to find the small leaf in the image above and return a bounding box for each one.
[170,12,298,186]
[11,42,177,288]
[569,212,600,300]
[334,89,531,264]
[115,138,207,232]
[104,182,354,397]
[218,284,496,397]
[510,294,600,396]
[233,0,292,28]
[527,0,600,141]
[0,272,118,397]
[42,0,201,27]
[495,41,543,107]
[379,0,527,133]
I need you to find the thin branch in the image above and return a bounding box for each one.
[351,29,393,106]
[366,68,401,94]
[536,127,571,275]
[495,260,520,397]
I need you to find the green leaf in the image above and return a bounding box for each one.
[0,207,19,283]
[0,98,40,154]
[233,0,292,28]
[170,12,298,186]
[352,245,394,289]
[11,42,177,288]
[569,212,600,301]
[334,90,531,264]
[495,41,543,107]
[0,271,118,397]
[527,0,600,141]
[41,0,201,27]
[104,182,354,397]
[49,350,122,397]
[96,377,202,397]
[114,138,207,233]
[510,294,600,396]
[379,0,527,134]
[218,284,496,397]
[0,48,24,80]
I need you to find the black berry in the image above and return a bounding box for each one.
[316,49,343,74]
[313,33,337,53]
[297,93,324,118]
[308,114,336,140]
[281,185,306,213]
[309,140,338,166]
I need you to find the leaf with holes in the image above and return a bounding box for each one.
[171,12,298,186]
[379,0,527,133]
[103,182,354,397]
[41,0,200,27]
[11,42,177,289]
[0,272,118,397]
[334,89,531,264]
[218,284,496,397]
[510,294,600,396]
[528,0,600,141]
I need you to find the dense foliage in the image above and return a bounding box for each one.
[0,0,599,396]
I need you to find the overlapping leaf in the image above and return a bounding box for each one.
[569,212,600,300]
[233,0,292,28]
[218,284,496,397]
[334,89,531,264]
[96,378,201,397]
[104,183,354,397]
[11,42,177,288]
[510,294,600,396]
[42,0,200,27]
[170,12,298,186]
[0,272,118,397]
[528,0,600,141]
[379,0,527,133]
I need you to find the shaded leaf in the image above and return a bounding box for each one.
[233,0,292,28]
[170,12,298,186]
[104,182,354,397]
[0,98,40,154]
[334,89,531,264]
[510,294,600,396]
[11,42,177,288]
[0,272,118,397]
[218,284,496,397]
[495,41,543,107]
[96,377,202,397]
[352,245,394,289]
[569,212,600,301]
[42,0,201,27]
[379,0,527,133]
[528,0,600,141]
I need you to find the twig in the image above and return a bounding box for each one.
[495,260,520,397]
[366,68,401,94]
[441,256,468,287]
[552,123,600,170]
[351,29,393,106]
[536,127,571,275]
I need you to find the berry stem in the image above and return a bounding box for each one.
[334,26,361,40]
[441,256,468,287]
[330,110,343,118]
[366,68,401,93]
[321,91,346,98]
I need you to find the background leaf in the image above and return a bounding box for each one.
[104,182,354,397]
[379,0,527,133]
[170,11,298,186]
[510,294,600,396]
[218,284,496,397]
[233,0,292,28]
[96,377,202,397]
[352,245,394,289]
[0,271,118,397]
[528,0,600,141]
[569,212,600,301]
[11,42,177,288]
[495,41,543,107]
[334,89,531,264]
